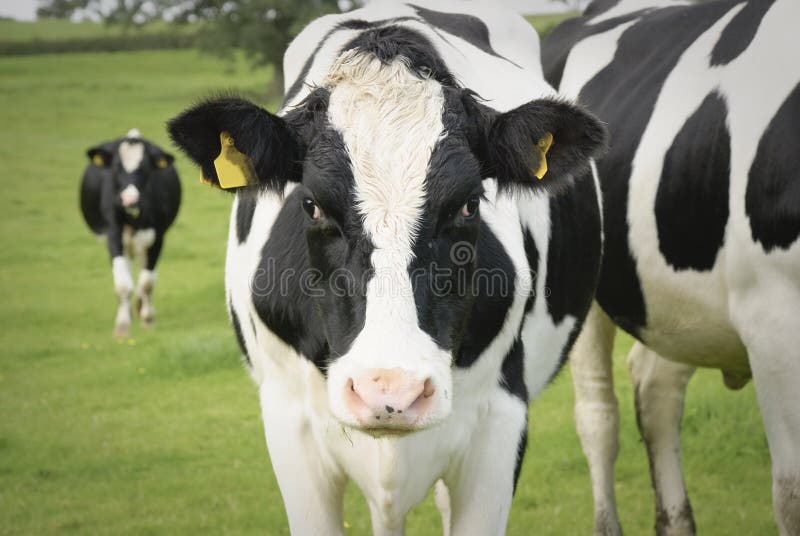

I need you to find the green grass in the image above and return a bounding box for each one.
[0,19,196,43]
[0,44,774,536]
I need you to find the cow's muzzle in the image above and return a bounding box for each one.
[120,184,140,208]
[342,368,437,432]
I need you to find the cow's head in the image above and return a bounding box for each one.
[87,129,174,212]
[169,49,605,435]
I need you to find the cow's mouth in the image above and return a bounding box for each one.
[360,426,415,439]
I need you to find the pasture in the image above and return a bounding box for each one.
[0,22,775,535]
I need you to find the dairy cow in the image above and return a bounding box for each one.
[543,0,800,534]
[169,1,606,534]
[80,129,180,336]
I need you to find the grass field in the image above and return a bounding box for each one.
[0,20,775,536]
[0,19,195,42]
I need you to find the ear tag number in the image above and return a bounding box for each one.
[210,131,257,189]
[533,131,553,180]
[92,154,105,167]
[156,156,169,169]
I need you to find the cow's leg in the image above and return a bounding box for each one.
[111,255,133,337]
[732,295,800,536]
[627,343,696,536]
[258,381,346,536]
[570,301,621,535]
[368,503,406,536]
[446,394,526,536]
[727,258,800,536]
[751,353,800,536]
[137,233,163,326]
[434,479,451,536]
[107,225,133,337]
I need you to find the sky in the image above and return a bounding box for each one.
[0,0,36,21]
[0,0,578,23]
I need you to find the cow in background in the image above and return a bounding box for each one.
[80,129,181,337]
[543,0,800,534]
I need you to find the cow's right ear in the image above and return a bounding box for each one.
[167,96,304,192]
[87,144,114,167]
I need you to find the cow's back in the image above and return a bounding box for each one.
[544,0,800,368]
[283,0,554,113]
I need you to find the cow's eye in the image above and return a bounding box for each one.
[302,197,323,220]
[460,196,480,219]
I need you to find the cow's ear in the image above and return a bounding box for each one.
[146,144,175,170]
[87,143,114,167]
[472,97,607,194]
[167,96,303,192]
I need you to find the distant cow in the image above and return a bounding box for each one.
[543,0,800,534]
[168,0,606,533]
[80,129,181,337]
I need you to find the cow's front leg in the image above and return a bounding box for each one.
[446,393,527,536]
[730,282,800,536]
[107,225,132,337]
[368,502,406,536]
[434,479,451,536]
[137,233,163,326]
[628,342,696,536]
[259,381,346,535]
[136,269,156,326]
[111,255,133,337]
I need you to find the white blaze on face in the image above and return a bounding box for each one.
[119,136,144,174]
[118,131,144,207]
[324,51,453,428]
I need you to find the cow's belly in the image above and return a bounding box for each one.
[627,163,749,372]
[634,262,748,373]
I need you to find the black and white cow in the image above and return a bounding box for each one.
[80,129,181,337]
[169,1,606,533]
[543,0,800,534]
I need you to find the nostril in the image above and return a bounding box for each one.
[422,378,435,398]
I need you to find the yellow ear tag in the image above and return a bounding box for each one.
[199,172,220,189]
[212,131,257,189]
[92,154,104,167]
[533,131,554,180]
[156,156,169,169]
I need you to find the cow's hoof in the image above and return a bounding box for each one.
[141,316,155,328]
[114,323,130,338]
[594,510,623,536]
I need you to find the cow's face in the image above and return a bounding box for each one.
[169,51,605,434]
[87,130,174,213]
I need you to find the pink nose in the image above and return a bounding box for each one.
[120,185,140,207]
[344,368,435,428]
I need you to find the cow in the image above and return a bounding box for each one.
[80,129,181,337]
[542,0,800,534]
[167,1,607,533]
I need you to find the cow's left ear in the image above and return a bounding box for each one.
[473,97,607,193]
[167,96,304,192]
[146,144,175,169]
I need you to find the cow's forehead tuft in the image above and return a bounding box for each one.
[325,50,445,260]
[118,138,145,173]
